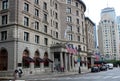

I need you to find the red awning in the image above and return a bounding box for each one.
[36,58,44,63]
[23,56,34,63]
[43,58,53,63]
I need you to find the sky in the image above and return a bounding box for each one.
[83,0,120,25]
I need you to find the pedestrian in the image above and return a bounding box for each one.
[18,69,23,78]
[13,69,18,80]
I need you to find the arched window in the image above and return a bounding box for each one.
[43,52,53,67]
[34,50,41,68]
[0,47,8,71]
[22,49,34,68]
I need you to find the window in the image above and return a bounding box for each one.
[35,35,39,43]
[77,27,80,33]
[67,0,71,4]
[24,17,29,26]
[44,25,47,33]
[24,3,29,12]
[77,36,80,41]
[68,34,72,40]
[55,3,57,10]
[1,31,7,41]
[24,32,29,41]
[2,0,8,10]
[67,25,72,31]
[34,0,39,4]
[2,15,7,25]
[35,9,39,16]
[66,7,71,14]
[76,10,79,16]
[43,2,47,10]
[35,21,39,30]
[43,14,47,22]
[76,18,79,24]
[56,32,58,38]
[44,38,48,45]
[76,2,78,7]
[55,22,58,29]
[55,12,58,19]
[67,16,72,22]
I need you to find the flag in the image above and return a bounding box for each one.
[66,44,70,53]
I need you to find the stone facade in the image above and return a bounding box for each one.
[0,0,95,76]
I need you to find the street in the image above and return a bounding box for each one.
[27,68,120,81]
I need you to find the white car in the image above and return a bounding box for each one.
[106,63,113,69]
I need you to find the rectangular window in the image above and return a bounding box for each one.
[76,2,78,7]
[76,18,79,24]
[78,36,80,41]
[2,15,7,25]
[77,27,80,33]
[55,12,58,19]
[35,9,39,16]
[43,2,47,10]
[2,0,8,10]
[56,32,58,38]
[44,25,47,33]
[76,10,79,16]
[67,25,72,31]
[24,32,29,41]
[24,3,29,12]
[1,31,7,41]
[24,17,29,26]
[43,14,47,22]
[34,0,39,4]
[35,35,39,43]
[67,0,71,4]
[67,16,72,22]
[44,38,48,45]
[68,34,72,40]
[55,22,58,29]
[66,7,71,14]
[35,21,39,30]
[55,3,57,10]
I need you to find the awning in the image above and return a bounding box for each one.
[36,58,44,63]
[94,61,106,64]
[43,58,53,63]
[23,56,34,63]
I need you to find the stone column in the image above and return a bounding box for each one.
[30,62,34,74]
[69,54,71,71]
[65,53,68,71]
[60,52,63,68]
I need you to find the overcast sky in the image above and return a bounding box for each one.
[83,0,120,25]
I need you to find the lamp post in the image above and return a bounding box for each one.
[78,48,81,74]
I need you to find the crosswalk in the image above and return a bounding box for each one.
[40,75,120,80]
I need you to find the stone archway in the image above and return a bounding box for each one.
[0,47,8,71]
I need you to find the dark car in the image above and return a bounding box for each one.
[100,65,107,71]
[91,66,100,72]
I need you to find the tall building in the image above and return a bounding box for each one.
[0,0,95,76]
[98,7,119,60]
[85,17,95,68]
[116,16,120,60]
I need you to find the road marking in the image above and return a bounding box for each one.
[112,76,120,79]
[103,76,112,79]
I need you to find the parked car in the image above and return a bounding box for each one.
[100,65,107,71]
[91,66,100,72]
[107,63,113,69]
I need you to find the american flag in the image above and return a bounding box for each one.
[66,44,70,53]
[95,53,100,61]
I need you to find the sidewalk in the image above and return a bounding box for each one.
[19,69,91,80]
[0,69,91,80]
